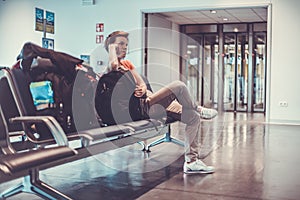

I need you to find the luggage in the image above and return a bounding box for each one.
[95,70,149,126]
[14,42,100,133]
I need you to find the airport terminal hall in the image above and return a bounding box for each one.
[1,0,300,199]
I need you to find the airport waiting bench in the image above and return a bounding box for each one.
[0,66,183,199]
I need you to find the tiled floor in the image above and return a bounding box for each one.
[1,112,300,200]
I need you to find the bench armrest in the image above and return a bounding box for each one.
[9,115,69,146]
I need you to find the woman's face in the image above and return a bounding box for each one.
[114,36,128,59]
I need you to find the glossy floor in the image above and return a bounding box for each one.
[1,113,300,200]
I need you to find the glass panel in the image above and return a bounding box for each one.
[185,24,217,34]
[185,35,202,103]
[203,34,219,108]
[254,23,267,32]
[236,34,248,111]
[223,34,236,111]
[223,24,247,33]
[203,37,212,107]
[253,33,266,112]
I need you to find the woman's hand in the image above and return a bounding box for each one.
[134,84,147,97]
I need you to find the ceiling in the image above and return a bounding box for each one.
[156,7,268,25]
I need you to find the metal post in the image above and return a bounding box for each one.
[247,24,254,112]
[43,18,47,39]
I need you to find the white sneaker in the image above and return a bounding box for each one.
[197,106,218,119]
[183,159,215,174]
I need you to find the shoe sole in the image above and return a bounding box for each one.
[201,116,216,120]
[200,114,217,120]
[184,170,215,174]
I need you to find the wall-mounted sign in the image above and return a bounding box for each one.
[35,7,44,32]
[96,35,104,44]
[35,8,55,34]
[46,11,55,34]
[42,38,54,50]
[96,23,104,32]
[80,55,90,64]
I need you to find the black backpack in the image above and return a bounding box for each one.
[95,70,149,126]
[29,65,100,133]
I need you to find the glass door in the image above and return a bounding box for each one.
[223,34,236,111]
[183,34,219,108]
[253,33,267,112]
[223,33,248,111]
[203,34,219,108]
[184,35,202,103]
[236,34,248,111]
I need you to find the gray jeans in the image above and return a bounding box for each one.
[146,80,202,163]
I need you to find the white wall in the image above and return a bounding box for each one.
[0,0,299,124]
[268,0,300,124]
[146,14,178,90]
[0,0,143,67]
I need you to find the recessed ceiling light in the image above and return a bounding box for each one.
[210,10,217,14]
[223,17,228,21]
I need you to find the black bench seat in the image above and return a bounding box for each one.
[77,124,132,141]
[0,146,75,175]
[123,119,162,131]
[78,119,163,141]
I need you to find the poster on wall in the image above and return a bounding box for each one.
[80,55,90,64]
[46,11,55,34]
[35,7,44,32]
[42,38,54,50]
[35,8,55,33]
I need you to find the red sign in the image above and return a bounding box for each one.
[96,23,104,32]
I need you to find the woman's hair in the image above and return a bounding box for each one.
[104,31,129,52]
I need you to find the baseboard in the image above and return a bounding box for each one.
[267,119,300,126]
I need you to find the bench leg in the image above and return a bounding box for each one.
[0,182,24,198]
[137,141,146,151]
[1,169,73,200]
[146,131,184,152]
